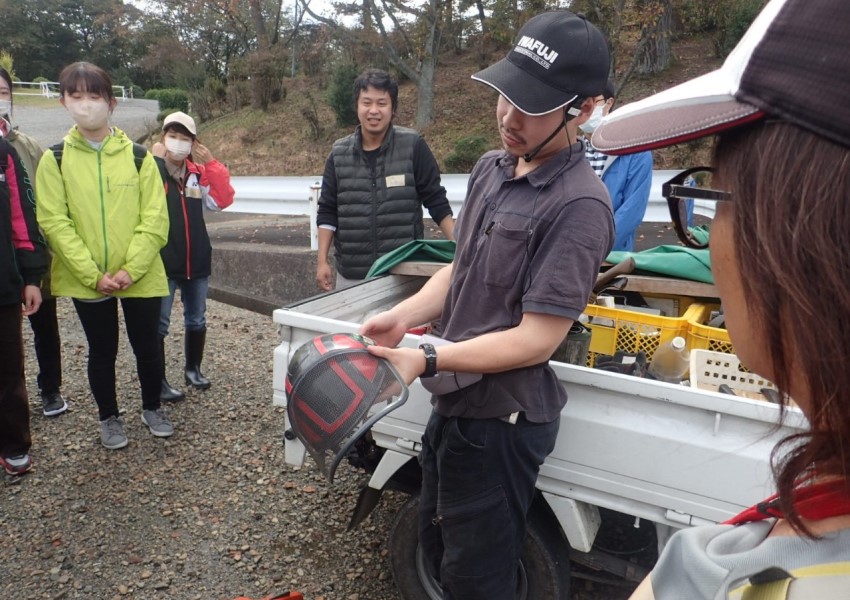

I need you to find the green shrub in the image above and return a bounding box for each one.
[715,0,767,57]
[145,89,161,100]
[226,80,252,110]
[676,0,720,34]
[0,51,13,78]
[326,62,360,127]
[155,88,189,112]
[32,76,49,83]
[188,78,226,123]
[444,135,489,173]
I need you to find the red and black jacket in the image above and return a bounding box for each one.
[0,139,47,306]
[155,157,234,280]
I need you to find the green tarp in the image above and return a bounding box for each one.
[366,239,456,278]
[605,226,713,284]
[365,227,713,284]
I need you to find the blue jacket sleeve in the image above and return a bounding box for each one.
[607,151,652,251]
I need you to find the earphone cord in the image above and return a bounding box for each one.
[523,99,581,163]
[523,120,567,163]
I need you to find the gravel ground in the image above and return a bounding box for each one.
[2,299,637,600]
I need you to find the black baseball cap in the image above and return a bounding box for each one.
[592,0,850,154]
[472,11,610,116]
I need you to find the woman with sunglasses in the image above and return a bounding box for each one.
[593,0,850,597]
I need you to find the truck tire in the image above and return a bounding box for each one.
[388,493,571,600]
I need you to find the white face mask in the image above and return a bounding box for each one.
[165,138,193,161]
[0,99,11,119]
[65,97,111,131]
[579,104,605,135]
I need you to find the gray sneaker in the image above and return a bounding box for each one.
[100,416,128,450]
[42,391,69,417]
[141,408,174,438]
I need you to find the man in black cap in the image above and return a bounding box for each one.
[361,11,613,599]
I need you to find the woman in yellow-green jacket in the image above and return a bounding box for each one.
[36,62,174,450]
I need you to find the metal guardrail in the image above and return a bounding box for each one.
[229,170,717,223]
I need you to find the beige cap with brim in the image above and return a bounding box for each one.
[162,111,197,136]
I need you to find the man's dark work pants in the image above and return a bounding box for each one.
[418,411,559,600]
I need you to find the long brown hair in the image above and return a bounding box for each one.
[714,120,850,535]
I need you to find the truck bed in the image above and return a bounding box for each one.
[272,274,807,529]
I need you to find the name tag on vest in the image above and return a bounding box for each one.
[385,174,405,188]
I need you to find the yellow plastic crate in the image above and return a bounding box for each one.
[583,303,710,367]
[687,305,735,355]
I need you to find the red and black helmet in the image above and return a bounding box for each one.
[285,333,408,482]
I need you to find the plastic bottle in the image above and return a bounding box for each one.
[648,336,690,383]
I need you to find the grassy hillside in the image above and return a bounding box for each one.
[199,34,721,177]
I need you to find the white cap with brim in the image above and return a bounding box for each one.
[591,0,786,154]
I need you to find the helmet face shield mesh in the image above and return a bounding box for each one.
[286,335,408,482]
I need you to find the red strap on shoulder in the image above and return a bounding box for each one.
[725,479,850,525]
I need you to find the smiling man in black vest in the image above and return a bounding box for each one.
[316,69,454,291]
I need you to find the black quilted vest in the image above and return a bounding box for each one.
[331,125,422,279]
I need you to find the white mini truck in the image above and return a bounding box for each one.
[272,273,805,600]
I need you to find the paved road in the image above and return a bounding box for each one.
[10,98,160,148]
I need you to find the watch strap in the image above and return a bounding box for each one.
[419,343,438,378]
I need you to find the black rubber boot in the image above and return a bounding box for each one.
[159,337,185,402]
[184,328,211,389]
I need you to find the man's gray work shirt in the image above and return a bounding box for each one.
[433,142,614,423]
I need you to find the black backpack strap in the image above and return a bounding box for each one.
[50,142,64,172]
[132,142,147,173]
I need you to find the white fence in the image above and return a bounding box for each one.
[229,170,717,222]
[12,81,59,98]
[13,81,132,100]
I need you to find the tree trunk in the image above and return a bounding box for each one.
[362,0,372,30]
[637,0,672,75]
[248,0,270,49]
[475,0,487,65]
[415,1,441,127]
[416,59,435,128]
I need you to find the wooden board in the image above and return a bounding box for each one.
[389,261,719,299]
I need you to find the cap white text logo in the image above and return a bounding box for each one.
[514,35,559,69]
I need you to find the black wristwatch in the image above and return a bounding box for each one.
[419,343,438,378]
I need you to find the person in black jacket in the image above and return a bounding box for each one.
[1,67,69,417]
[0,138,47,476]
[152,112,234,401]
[316,69,454,291]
